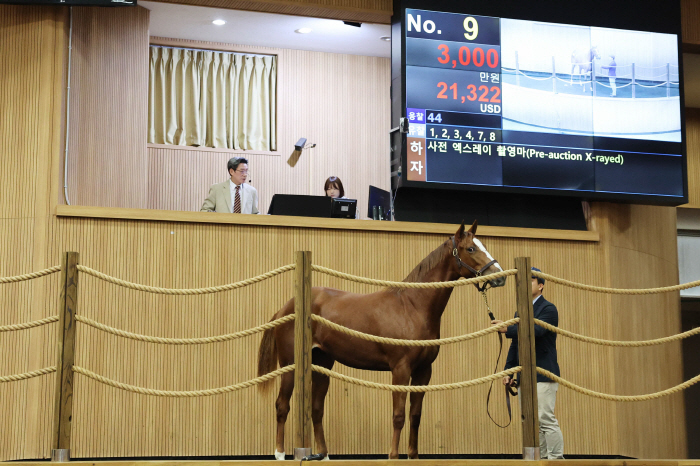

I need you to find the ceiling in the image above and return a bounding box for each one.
[140,1,700,107]
[140,0,391,57]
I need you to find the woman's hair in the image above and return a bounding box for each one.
[324,176,345,198]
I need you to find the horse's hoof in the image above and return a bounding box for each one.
[275,450,286,460]
[321,455,330,461]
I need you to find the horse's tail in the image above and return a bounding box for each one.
[257,324,278,394]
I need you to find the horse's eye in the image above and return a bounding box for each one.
[467,247,475,253]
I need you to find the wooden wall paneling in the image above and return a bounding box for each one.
[38,216,635,458]
[145,0,393,24]
[0,4,66,460]
[683,109,700,208]
[67,6,150,209]
[599,204,686,459]
[146,39,391,218]
[682,0,700,45]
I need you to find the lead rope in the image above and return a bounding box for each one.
[483,290,516,428]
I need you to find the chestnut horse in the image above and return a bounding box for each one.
[257,221,506,460]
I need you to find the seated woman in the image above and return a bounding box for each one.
[324,176,359,218]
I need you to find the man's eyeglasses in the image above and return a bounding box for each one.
[236,169,249,174]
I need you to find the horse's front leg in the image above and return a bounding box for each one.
[389,365,412,459]
[407,364,433,459]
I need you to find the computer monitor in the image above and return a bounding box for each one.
[331,198,357,219]
[267,194,332,217]
[367,185,391,220]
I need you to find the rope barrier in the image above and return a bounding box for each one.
[312,365,521,392]
[73,364,294,397]
[0,315,59,332]
[537,368,700,402]
[597,81,633,89]
[76,264,295,295]
[75,314,295,345]
[516,70,553,81]
[0,266,61,284]
[312,315,519,346]
[0,367,56,383]
[635,81,669,88]
[312,265,515,289]
[531,270,700,294]
[534,318,700,347]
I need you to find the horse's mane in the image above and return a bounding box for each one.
[389,239,450,293]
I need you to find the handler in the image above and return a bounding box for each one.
[491,267,564,459]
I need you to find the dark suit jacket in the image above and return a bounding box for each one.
[503,295,560,383]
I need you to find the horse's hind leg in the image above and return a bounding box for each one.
[407,364,432,459]
[389,364,412,459]
[311,349,335,458]
[275,371,294,459]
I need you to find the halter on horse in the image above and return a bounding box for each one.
[257,221,506,460]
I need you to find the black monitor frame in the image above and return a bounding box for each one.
[390,0,687,206]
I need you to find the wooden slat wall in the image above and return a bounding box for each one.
[600,204,686,459]
[682,0,700,45]
[65,6,150,209]
[0,4,65,461]
[0,2,689,461]
[28,203,678,460]
[146,0,393,24]
[146,39,391,217]
[683,109,700,207]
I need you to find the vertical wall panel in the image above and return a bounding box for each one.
[0,4,66,461]
[66,6,150,209]
[0,1,690,461]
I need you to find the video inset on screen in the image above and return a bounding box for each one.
[500,19,681,142]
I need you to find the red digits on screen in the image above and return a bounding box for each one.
[490,86,501,103]
[473,48,484,67]
[486,49,499,68]
[437,82,501,103]
[437,44,450,64]
[458,46,470,66]
[466,84,477,101]
[437,82,448,99]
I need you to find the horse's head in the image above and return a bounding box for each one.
[452,220,506,289]
[591,46,601,59]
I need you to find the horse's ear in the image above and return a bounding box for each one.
[455,220,465,239]
[468,219,478,236]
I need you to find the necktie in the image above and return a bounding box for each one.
[234,185,241,213]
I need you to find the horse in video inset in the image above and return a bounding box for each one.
[570,46,600,92]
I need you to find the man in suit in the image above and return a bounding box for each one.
[491,267,564,459]
[201,157,259,214]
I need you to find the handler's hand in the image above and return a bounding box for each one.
[491,319,507,333]
[503,376,511,386]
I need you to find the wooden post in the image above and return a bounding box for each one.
[294,251,313,455]
[52,252,79,461]
[515,257,539,460]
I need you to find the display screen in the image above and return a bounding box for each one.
[400,8,685,203]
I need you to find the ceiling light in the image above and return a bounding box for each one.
[212,19,226,26]
[380,36,391,41]
[295,28,312,34]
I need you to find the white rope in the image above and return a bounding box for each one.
[636,81,669,88]
[516,70,553,81]
[597,81,633,89]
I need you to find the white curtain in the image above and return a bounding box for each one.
[148,46,277,151]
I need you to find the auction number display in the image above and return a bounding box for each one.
[403,8,684,200]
